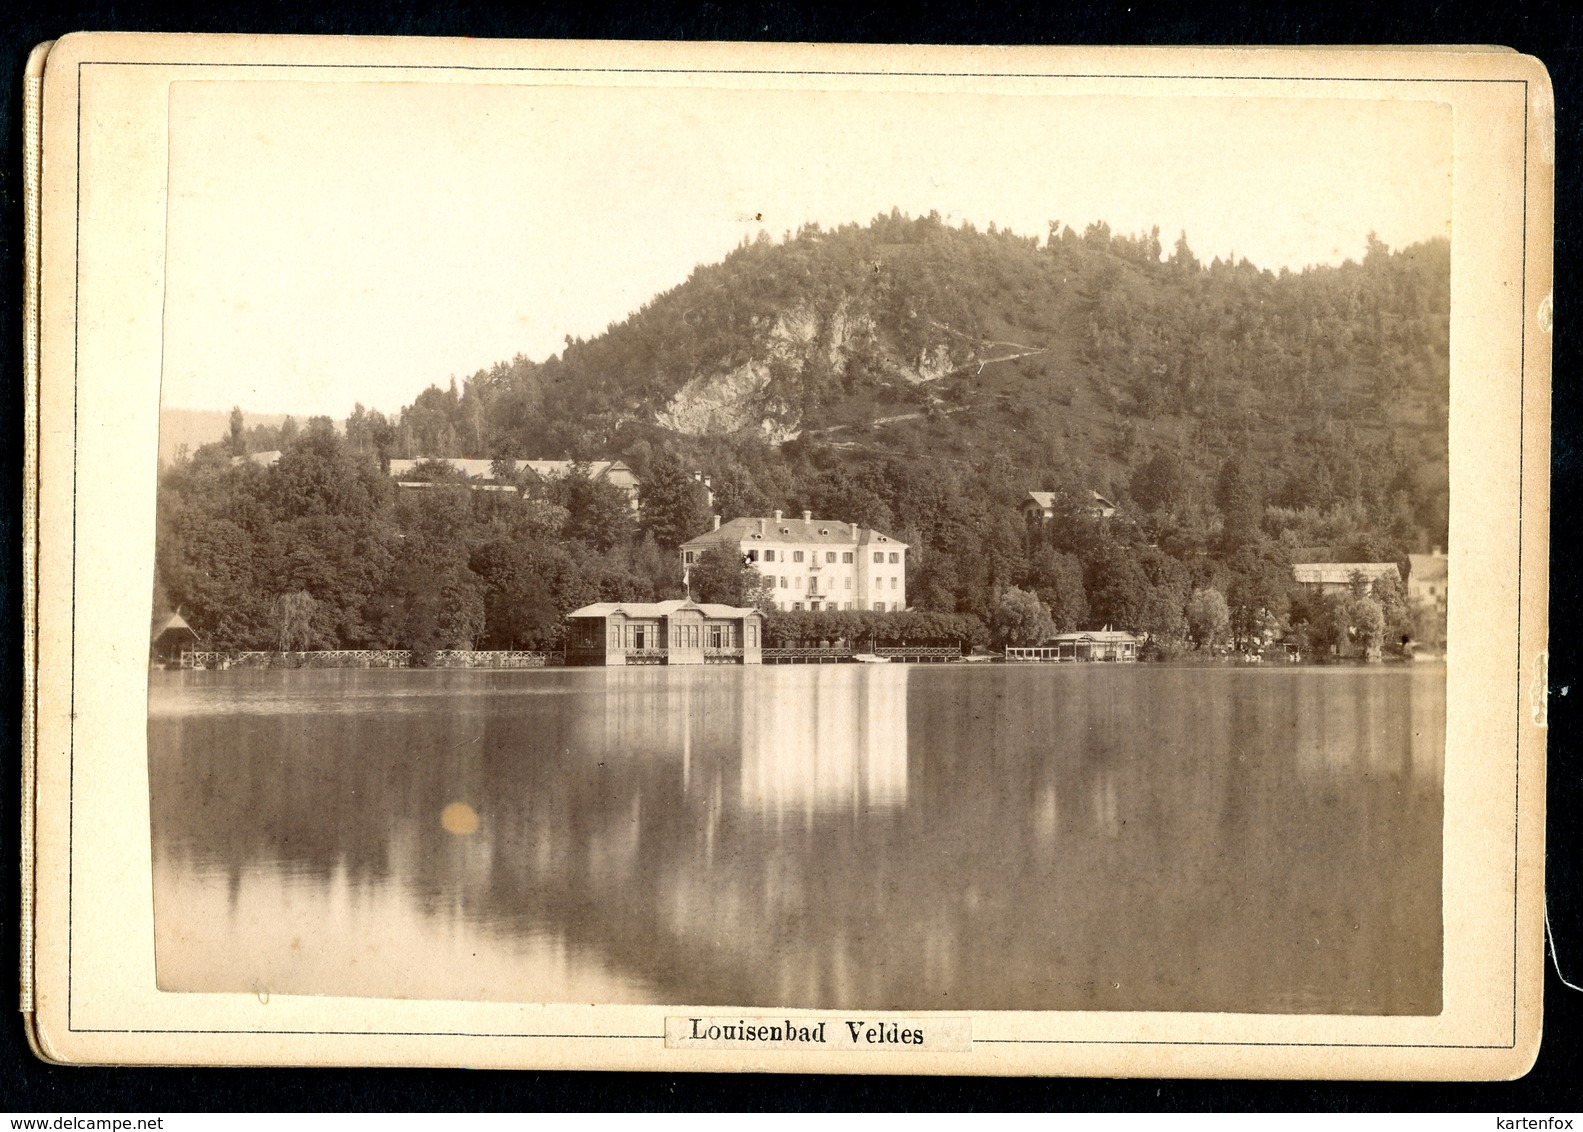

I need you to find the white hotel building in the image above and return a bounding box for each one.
[680,511,908,612]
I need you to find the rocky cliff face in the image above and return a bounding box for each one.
[655,298,969,439]
[655,360,802,442]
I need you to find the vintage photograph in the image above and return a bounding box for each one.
[145,79,1452,1017]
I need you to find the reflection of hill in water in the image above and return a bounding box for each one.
[150,665,1443,1013]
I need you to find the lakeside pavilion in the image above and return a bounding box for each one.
[1004,629,1141,662]
[565,599,765,665]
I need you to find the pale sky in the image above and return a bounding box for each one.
[162,81,1452,418]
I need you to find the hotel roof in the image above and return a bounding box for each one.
[681,517,906,549]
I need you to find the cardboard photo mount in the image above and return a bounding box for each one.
[21,35,1553,1077]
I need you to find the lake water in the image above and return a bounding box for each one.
[148,663,1444,1015]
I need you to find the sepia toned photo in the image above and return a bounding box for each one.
[147,79,1449,1016]
[25,37,1549,1076]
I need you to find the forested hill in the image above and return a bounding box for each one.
[387,212,1448,547]
[159,213,1449,658]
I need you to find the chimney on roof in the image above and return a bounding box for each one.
[757,518,766,536]
[713,514,721,531]
[773,509,783,521]
[851,523,859,542]
[802,510,812,521]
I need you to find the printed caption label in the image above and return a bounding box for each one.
[665,1015,971,1052]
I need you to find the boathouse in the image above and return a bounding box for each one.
[1005,629,1140,662]
[564,599,765,666]
[150,609,199,665]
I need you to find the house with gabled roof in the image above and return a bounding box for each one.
[387,457,640,506]
[150,609,199,664]
[1291,561,1401,594]
[1021,489,1117,524]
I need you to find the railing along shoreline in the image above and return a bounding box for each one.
[761,645,961,663]
[178,649,562,670]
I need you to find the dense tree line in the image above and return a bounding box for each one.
[159,412,1437,658]
[157,422,678,656]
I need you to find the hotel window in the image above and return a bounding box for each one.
[873,552,884,563]
[842,552,853,563]
[779,576,788,588]
[844,577,851,589]
[683,550,695,564]
[795,577,803,589]
[764,549,775,562]
[793,602,804,611]
[825,551,836,563]
[873,601,886,612]
[746,549,758,562]
[889,552,899,563]
[890,577,898,589]
[793,550,805,563]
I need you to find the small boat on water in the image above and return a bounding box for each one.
[851,653,891,664]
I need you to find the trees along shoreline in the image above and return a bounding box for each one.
[157,408,1434,664]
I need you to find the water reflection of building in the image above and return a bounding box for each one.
[739,666,909,814]
[566,667,742,764]
[559,666,911,814]
[1288,668,1443,779]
